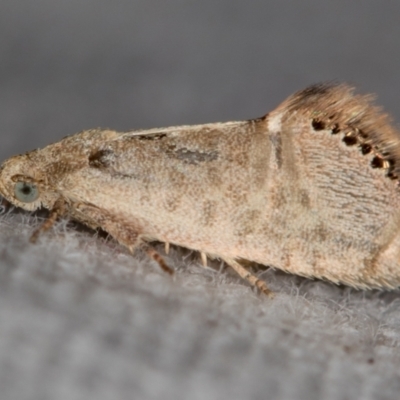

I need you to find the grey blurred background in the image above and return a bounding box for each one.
[1,0,400,161]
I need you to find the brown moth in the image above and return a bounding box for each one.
[1,82,400,295]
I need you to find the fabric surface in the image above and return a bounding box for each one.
[1,210,400,400]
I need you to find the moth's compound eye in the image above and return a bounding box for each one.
[14,182,39,203]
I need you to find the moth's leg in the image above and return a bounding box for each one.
[165,242,170,254]
[200,252,208,267]
[30,197,66,243]
[222,257,273,297]
[74,203,173,274]
[145,246,174,275]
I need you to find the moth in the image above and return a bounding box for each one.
[1,83,400,295]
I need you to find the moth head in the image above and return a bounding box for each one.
[0,153,59,211]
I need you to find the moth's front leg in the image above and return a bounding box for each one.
[73,203,173,274]
[74,203,141,251]
[31,197,67,243]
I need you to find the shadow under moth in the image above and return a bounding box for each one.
[1,82,400,296]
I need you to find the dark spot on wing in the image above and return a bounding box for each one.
[331,123,340,134]
[312,119,326,131]
[88,149,115,168]
[342,135,358,146]
[360,143,372,155]
[136,133,167,141]
[371,156,384,168]
[169,147,219,165]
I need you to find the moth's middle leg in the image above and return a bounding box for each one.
[222,257,273,297]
